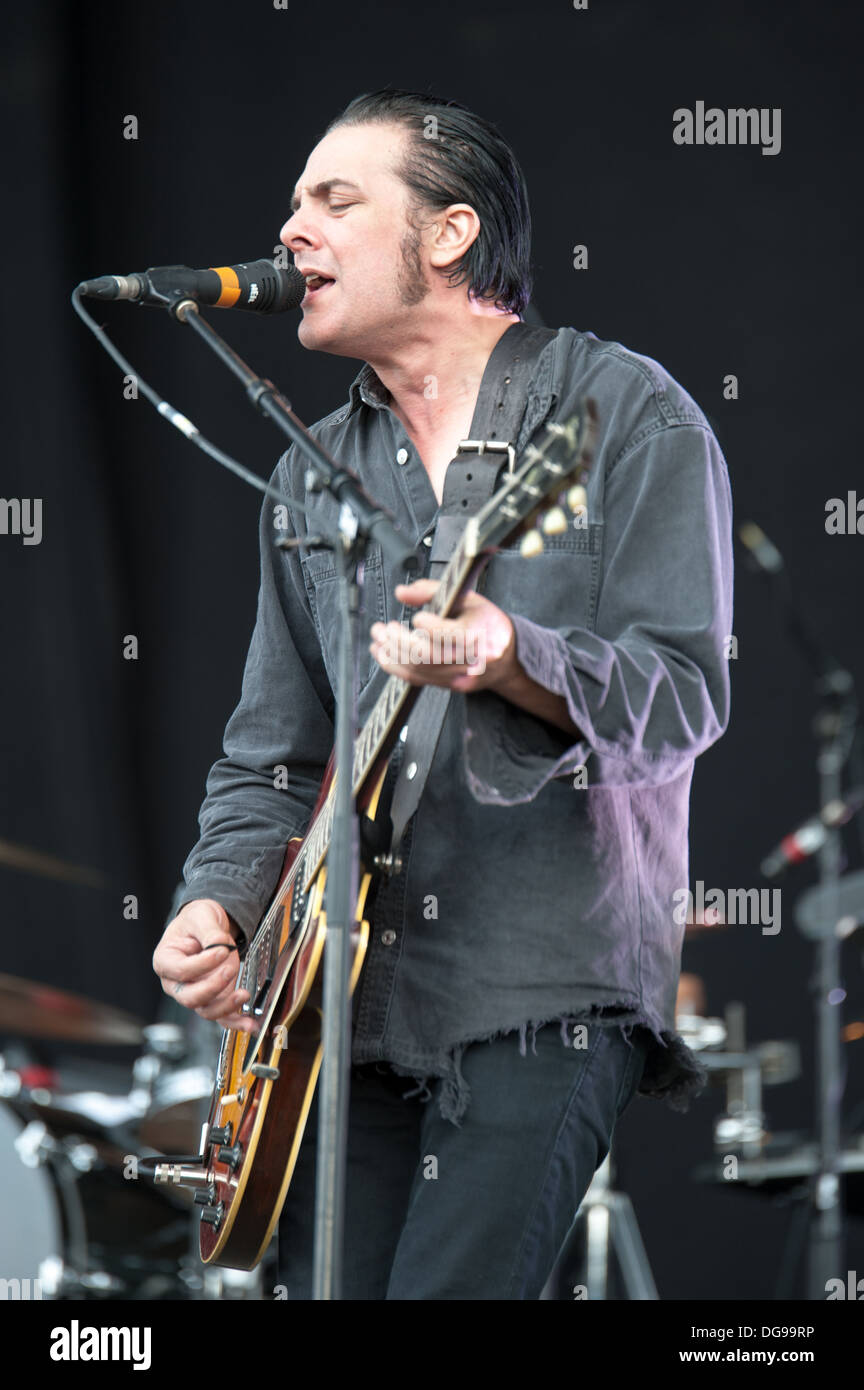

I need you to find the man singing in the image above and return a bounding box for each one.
[152,88,733,1299]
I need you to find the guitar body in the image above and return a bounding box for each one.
[198,760,376,1269]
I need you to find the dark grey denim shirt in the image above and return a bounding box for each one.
[177,326,733,1125]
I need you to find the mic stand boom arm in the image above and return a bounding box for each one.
[173,298,418,574]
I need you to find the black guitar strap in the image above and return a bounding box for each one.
[385,321,558,857]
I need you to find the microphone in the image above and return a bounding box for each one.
[77,259,306,314]
[760,788,864,879]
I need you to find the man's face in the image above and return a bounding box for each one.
[279,122,432,359]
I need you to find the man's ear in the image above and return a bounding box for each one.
[427,203,481,271]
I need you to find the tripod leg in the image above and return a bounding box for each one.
[585,1201,612,1299]
[608,1193,659,1300]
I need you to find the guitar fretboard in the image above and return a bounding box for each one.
[299,533,476,890]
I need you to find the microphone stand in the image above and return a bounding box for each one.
[158,295,414,1299]
[807,664,858,1298]
[173,300,417,574]
[745,532,860,1297]
[311,529,359,1301]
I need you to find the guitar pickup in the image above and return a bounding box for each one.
[241,945,274,1015]
[247,978,273,1016]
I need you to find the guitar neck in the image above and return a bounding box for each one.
[300,538,480,886]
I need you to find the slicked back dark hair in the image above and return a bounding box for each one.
[325,88,532,315]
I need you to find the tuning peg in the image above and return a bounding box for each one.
[541,506,568,536]
[567,484,587,513]
[520,529,544,557]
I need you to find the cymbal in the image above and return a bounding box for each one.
[0,838,108,889]
[0,973,145,1046]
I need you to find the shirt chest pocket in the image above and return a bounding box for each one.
[480,520,603,634]
[300,545,389,697]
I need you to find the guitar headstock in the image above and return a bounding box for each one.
[466,399,598,558]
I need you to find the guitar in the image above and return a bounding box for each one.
[157,400,597,1269]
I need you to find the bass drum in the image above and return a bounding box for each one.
[0,1083,195,1300]
[0,1102,61,1294]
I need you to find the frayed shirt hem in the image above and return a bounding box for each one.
[357,1003,708,1127]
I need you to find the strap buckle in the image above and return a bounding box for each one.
[455,439,517,475]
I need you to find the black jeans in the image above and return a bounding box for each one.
[275,1021,648,1300]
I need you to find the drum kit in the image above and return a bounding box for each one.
[0,972,262,1300]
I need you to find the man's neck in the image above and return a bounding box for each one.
[366,311,521,440]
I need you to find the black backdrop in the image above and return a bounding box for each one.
[2,0,862,1299]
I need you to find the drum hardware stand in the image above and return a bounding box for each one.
[709,1002,773,1157]
[563,1148,659,1300]
[127,1023,189,1119]
[699,1003,801,1155]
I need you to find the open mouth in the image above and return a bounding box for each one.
[303,274,335,300]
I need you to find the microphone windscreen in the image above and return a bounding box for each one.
[227,260,306,313]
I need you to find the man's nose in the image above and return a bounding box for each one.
[279,210,315,249]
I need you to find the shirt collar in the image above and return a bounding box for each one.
[347,362,391,414]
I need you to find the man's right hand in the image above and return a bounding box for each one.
[152,899,257,1033]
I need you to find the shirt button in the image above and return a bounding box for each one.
[396,447,409,465]
[422,535,432,547]
[380,929,397,946]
